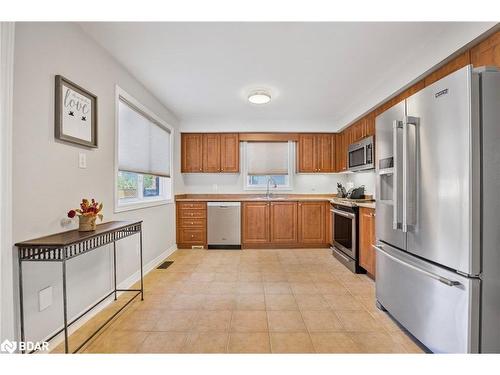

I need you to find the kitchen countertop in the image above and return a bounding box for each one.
[175,193,336,202]
[355,202,376,209]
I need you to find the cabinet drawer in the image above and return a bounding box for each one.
[179,228,206,243]
[179,218,206,228]
[179,209,207,219]
[177,202,206,210]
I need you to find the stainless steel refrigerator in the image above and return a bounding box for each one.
[374,64,500,353]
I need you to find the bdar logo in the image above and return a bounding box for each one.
[1,339,17,354]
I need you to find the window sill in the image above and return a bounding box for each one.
[114,198,174,213]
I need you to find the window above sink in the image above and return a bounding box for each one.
[242,141,294,191]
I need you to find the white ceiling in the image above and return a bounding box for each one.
[80,22,495,131]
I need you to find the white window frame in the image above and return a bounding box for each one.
[242,141,294,191]
[114,86,174,212]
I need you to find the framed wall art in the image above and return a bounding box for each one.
[55,75,98,148]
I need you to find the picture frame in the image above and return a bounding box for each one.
[55,75,98,148]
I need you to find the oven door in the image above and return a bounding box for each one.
[331,208,356,259]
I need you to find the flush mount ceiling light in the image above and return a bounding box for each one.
[248,90,271,104]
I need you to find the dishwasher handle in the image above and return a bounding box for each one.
[207,202,241,207]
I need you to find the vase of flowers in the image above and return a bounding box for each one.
[67,198,103,232]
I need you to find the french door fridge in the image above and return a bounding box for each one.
[374,64,500,353]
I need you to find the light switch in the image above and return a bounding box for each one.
[39,286,53,311]
[79,153,87,169]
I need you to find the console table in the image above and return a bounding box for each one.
[15,220,144,354]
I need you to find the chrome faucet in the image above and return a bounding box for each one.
[266,176,277,199]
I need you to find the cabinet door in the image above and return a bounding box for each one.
[181,133,203,172]
[317,134,335,172]
[242,202,270,244]
[336,131,348,172]
[359,207,376,277]
[270,202,298,243]
[298,202,326,244]
[365,114,375,137]
[352,122,364,142]
[297,134,317,172]
[220,133,239,173]
[202,134,221,172]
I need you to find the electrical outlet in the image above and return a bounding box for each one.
[78,153,87,169]
[39,286,53,311]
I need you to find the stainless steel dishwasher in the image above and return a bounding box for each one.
[207,202,241,249]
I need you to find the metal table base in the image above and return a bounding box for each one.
[16,221,144,354]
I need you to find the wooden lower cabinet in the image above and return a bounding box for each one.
[298,202,327,244]
[359,207,376,278]
[241,202,270,245]
[177,200,331,249]
[176,201,207,248]
[270,202,298,244]
[241,200,329,248]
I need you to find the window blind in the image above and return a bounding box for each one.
[118,98,171,178]
[246,141,289,175]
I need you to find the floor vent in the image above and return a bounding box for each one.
[157,260,174,269]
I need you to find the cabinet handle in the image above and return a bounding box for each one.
[191,235,194,238]
[191,222,194,225]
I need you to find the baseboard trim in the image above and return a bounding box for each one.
[47,244,177,352]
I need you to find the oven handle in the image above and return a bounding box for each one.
[330,209,355,219]
[330,247,353,263]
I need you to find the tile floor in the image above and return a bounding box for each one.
[53,248,424,354]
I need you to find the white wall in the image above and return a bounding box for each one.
[344,171,376,198]
[11,22,180,343]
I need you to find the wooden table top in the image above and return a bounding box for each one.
[15,221,142,248]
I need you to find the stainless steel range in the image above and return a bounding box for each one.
[329,197,373,273]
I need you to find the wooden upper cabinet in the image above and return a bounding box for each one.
[202,134,221,172]
[424,51,471,87]
[317,134,336,173]
[182,133,240,173]
[336,131,348,172]
[298,201,326,244]
[351,121,364,142]
[298,133,336,173]
[181,133,203,172]
[242,202,270,244]
[365,113,375,137]
[359,207,376,277]
[470,30,500,68]
[270,202,298,243]
[297,134,317,172]
[220,133,239,172]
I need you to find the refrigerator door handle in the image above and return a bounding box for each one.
[392,120,403,230]
[402,116,419,232]
[373,244,461,287]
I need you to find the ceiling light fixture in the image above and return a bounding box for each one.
[248,90,271,105]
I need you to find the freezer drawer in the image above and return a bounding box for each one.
[375,242,480,353]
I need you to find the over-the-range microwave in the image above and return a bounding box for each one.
[348,135,374,172]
